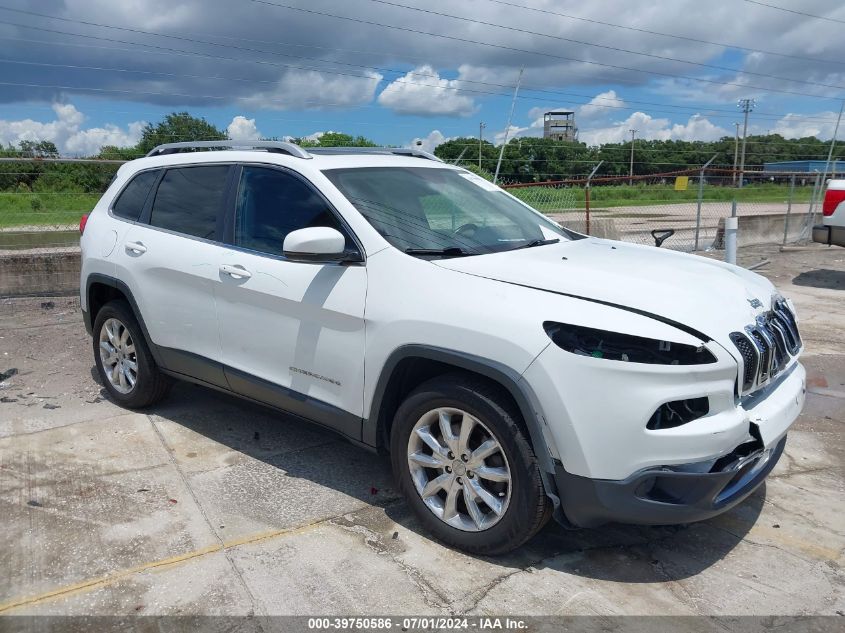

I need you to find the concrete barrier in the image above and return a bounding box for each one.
[558,218,620,240]
[712,213,804,249]
[0,250,80,297]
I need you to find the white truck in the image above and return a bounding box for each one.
[813,179,845,247]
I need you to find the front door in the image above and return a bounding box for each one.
[214,165,367,439]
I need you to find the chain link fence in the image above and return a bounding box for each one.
[502,169,825,252]
[0,156,834,296]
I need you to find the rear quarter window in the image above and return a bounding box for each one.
[112,170,159,221]
[149,165,230,240]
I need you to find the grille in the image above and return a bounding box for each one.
[730,333,758,393]
[730,299,802,394]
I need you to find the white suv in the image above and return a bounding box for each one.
[80,141,806,554]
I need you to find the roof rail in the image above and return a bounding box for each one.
[145,140,312,159]
[307,147,443,162]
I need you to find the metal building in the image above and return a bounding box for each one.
[543,111,578,142]
[763,160,844,174]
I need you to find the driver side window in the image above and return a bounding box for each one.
[234,166,349,257]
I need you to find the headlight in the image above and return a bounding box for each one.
[543,321,717,365]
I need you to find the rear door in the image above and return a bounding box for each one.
[214,165,367,438]
[115,163,235,387]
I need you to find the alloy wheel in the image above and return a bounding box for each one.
[98,317,138,394]
[406,407,512,532]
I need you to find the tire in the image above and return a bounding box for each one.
[92,299,171,408]
[390,373,550,555]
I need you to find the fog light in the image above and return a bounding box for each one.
[647,397,709,430]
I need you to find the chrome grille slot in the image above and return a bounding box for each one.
[772,299,801,353]
[747,326,773,383]
[730,332,757,393]
[730,300,801,395]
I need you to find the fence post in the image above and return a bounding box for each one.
[693,155,718,251]
[585,161,603,236]
[802,171,823,241]
[725,216,738,265]
[782,173,795,246]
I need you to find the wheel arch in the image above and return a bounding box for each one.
[365,345,565,519]
[84,273,164,367]
[364,345,561,501]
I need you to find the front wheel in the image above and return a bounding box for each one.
[390,375,550,555]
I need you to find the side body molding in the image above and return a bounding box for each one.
[84,273,164,367]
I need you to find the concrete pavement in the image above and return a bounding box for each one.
[0,243,843,617]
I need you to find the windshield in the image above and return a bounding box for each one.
[322,167,569,256]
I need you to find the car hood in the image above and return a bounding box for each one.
[434,238,776,347]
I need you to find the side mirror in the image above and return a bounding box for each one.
[282,227,358,263]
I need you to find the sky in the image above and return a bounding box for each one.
[1,0,845,157]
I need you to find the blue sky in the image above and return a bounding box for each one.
[1,0,844,155]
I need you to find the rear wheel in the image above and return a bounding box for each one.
[93,300,170,408]
[391,374,550,555]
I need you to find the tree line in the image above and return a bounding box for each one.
[433,135,845,183]
[3,112,843,194]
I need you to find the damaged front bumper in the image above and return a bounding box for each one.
[554,433,785,527]
[551,362,805,527]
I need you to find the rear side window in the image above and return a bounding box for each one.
[234,166,348,256]
[112,170,159,221]
[149,165,229,239]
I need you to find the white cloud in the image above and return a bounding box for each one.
[227,115,262,140]
[409,129,452,153]
[0,103,144,156]
[241,71,382,111]
[767,112,843,139]
[378,66,477,117]
[579,112,729,145]
[302,131,328,142]
[493,124,527,145]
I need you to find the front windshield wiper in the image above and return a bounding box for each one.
[405,247,475,258]
[508,238,560,251]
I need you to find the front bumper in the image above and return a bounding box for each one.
[549,361,805,527]
[555,434,785,527]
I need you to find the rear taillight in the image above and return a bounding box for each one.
[79,214,89,234]
[822,189,845,216]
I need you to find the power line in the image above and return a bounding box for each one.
[0,80,386,109]
[0,20,751,119]
[480,0,845,67]
[3,55,839,126]
[743,0,845,24]
[3,7,844,122]
[4,8,840,121]
[363,0,845,91]
[245,0,844,100]
[3,44,835,127]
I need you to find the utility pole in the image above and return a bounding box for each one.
[478,121,486,169]
[733,122,740,186]
[737,98,756,188]
[493,67,524,185]
[628,129,638,186]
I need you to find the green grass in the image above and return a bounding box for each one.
[0,183,818,228]
[508,183,815,213]
[0,192,101,228]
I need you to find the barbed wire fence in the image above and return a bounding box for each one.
[0,154,835,297]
